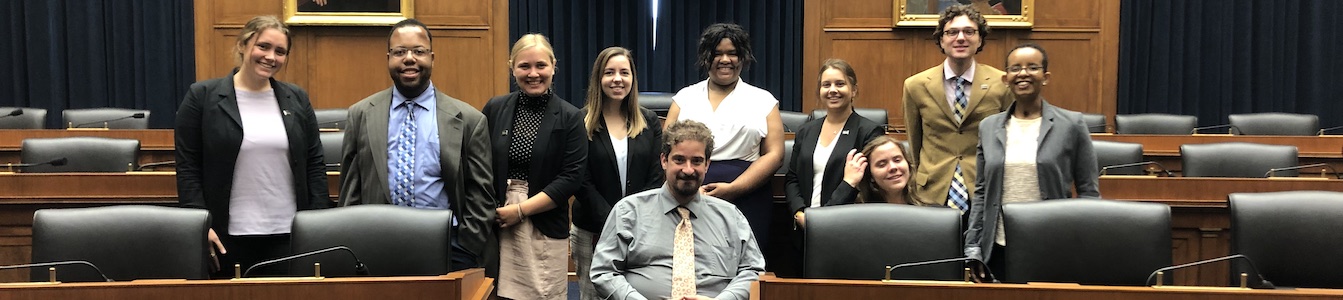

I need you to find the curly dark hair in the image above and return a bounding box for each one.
[932,4,990,54]
[696,23,756,74]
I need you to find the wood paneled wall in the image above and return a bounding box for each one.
[193,0,510,110]
[803,0,1120,126]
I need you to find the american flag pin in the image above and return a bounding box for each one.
[980,84,989,90]
[842,130,849,135]
[282,110,291,116]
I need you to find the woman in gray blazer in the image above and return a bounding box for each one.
[964,44,1100,280]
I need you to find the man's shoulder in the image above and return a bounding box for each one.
[435,92,486,120]
[903,65,942,88]
[350,88,394,111]
[976,63,1006,77]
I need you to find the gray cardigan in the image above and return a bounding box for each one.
[963,99,1101,262]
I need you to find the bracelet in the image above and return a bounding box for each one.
[516,204,526,218]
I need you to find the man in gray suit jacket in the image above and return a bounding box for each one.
[339,19,495,271]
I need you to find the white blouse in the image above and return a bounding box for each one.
[672,78,778,161]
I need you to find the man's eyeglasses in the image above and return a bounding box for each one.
[1006,65,1045,74]
[942,28,978,37]
[389,47,432,58]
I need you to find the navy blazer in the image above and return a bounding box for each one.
[482,91,588,239]
[784,111,886,213]
[176,75,330,236]
[573,107,664,233]
[963,100,1101,262]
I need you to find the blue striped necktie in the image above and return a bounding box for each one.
[393,101,417,206]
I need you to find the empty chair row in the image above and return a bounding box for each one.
[1085,112,1323,136]
[0,108,152,129]
[801,192,1343,288]
[1093,140,1302,178]
[31,204,455,282]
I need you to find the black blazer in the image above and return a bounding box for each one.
[572,107,664,233]
[176,76,330,236]
[482,91,588,239]
[784,111,886,214]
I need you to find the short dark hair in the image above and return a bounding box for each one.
[696,23,756,74]
[932,5,990,54]
[662,120,715,160]
[1006,43,1049,72]
[388,18,432,49]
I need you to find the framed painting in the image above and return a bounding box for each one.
[284,0,414,26]
[894,0,1033,28]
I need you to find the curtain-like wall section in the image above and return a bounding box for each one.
[1119,0,1343,128]
[509,0,804,111]
[0,0,195,128]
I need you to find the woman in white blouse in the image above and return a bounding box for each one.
[665,23,785,248]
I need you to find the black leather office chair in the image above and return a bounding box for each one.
[1092,140,1144,175]
[1082,113,1107,133]
[1003,199,1171,285]
[804,204,962,280]
[780,111,809,133]
[638,92,674,118]
[290,205,454,277]
[314,108,349,130]
[778,139,794,176]
[809,108,889,129]
[1230,191,1343,288]
[1180,142,1297,178]
[31,205,210,282]
[1228,113,1319,136]
[20,137,139,172]
[320,131,343,171]
[1114,113,1197,135]
[0,107,47,129]
[63,108,150,129]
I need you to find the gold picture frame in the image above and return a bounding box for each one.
[893,0,1033,28]
[284,0,415,26]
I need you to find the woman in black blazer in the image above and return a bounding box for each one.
[570,47,663,300]
[483,33,587,300]
[785,59,886,229]
[176,16,328,277]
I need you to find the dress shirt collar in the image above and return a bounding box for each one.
[656,184,706,219]
[392,83,437,109]
[943,58,977,84]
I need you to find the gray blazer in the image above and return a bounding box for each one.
[963,100,1100,262]
[338,88,496,262]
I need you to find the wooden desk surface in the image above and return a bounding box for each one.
[1099,176,1343,207]
[0,129,174,151]
[0,268,491,300]
[1091,134,1343,158]
[752,273,1343,300]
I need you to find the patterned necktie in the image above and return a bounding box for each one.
[948,164,968,214]
[393,100,417,206]
[953,77,969,125]
[671,206,696,298]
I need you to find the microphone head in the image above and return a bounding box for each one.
[131,113,146,118]
[8,109,22,117]
[50,158,68,166]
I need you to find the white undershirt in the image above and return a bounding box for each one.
[997,115,1042,246]
[229,89,296,235]
[809,132,841,207]
[610,133,629,195]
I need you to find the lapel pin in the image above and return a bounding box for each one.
[980,84,989,90]
[842,130,850,135]
[282,110,291,116]
[502,129,509,136]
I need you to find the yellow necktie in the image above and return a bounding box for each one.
[671,206,696,298]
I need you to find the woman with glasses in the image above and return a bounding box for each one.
[964,43,1100,280]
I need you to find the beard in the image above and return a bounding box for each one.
[669,174,701,198]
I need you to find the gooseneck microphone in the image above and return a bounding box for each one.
[0,109,23,119]
[0,260,113,282]
[69,112,146,128]
[6,157,68,172]
[1100,161,1174,177]
[1146,254,1274,289]
[885,256,999,283]
[1190,124,1238,134]
[1265,163,1340,179]
[1319,125,1343,135]
[242,245,368,278]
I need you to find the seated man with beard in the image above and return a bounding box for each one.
[590,120,766,300]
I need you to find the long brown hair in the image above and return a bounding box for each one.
[582,47,649,140]
[855,136,919,204]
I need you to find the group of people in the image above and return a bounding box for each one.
[174,4,1100,300]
